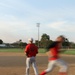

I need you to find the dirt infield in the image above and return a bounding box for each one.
[0,52,75,75]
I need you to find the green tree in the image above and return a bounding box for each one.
[40,33,51,48]
[19,42,27,48]
[69,42,75,48]
[41,33,50,41]
[0,39,3,44]
[62,38,70,48]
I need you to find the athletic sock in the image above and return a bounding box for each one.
[59,72,67,75]
[40,71,46,75]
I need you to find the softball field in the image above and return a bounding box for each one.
[0,52,75,75]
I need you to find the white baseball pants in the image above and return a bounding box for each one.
[45,59,68,73]
[26,57,38,75]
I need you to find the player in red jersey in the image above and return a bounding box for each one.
[40,35,68,75]
[25,38,38,75]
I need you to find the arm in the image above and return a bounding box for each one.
[46,48,57,57]
[24,49,27,55]
[36,46,38,54]
[46,42,59,57]
[24,46,29,56]
[46,41,59,52]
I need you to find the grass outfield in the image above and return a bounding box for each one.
[0,48,46,53]
[62,50,75,55]
[0,48,24,52]
[0,48,75,55]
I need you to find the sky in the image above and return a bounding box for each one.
[0,0,75,43]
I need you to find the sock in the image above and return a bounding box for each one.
[40,71,46,75]
[59,72,67,75]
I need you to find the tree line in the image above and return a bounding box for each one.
[35,33,71,49]
[0,33,75,49]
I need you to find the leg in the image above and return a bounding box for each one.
[31,57,38,75]
[56,59,68,75]
[26,58,30,75]
[32,61,38,75]
[40,60,56,75]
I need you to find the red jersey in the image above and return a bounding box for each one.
[25,44,38,57]
[49,47,59,60]
[48,41,60,60]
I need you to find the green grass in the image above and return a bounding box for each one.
[0,48,75,55]
[38,49,75,55]
[38,48,46,53]
[0,48,46,53]
[0,48,24,53]
[62,50,75,55]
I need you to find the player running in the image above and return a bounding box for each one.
[25,38,38,75]
[40,35,68,75]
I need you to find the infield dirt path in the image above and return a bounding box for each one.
[0,52,75,75]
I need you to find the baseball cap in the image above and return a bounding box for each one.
[28,38,33,42]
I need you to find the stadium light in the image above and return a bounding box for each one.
[36,23,40,48]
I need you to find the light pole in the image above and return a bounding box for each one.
[37,23,40,48]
